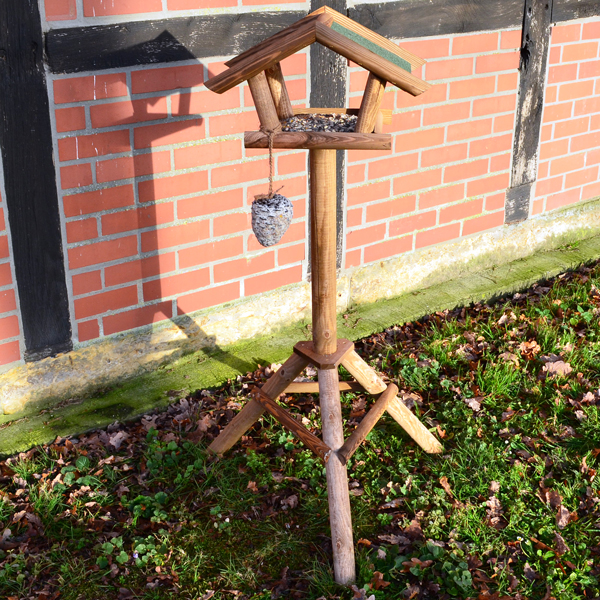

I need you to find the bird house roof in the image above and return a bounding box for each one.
[204,7,430,97]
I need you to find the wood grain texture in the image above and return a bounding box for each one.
[350,0,523,40]
[310,5,425,68]
[355,73,387,133]
[251,387,331,461]
[315,22,430,96]
[318,368,356,584]
[310,149,338,355]
[339,383,398,463]
[208,353,308,454]
[285,381,364,393]
[46,11,305,74]
[266,63,294,120]
[244,130,391,150]
[553,0,600,20]
[205,14,332,94]
[248,71,282,132]
[341,351,387,394]
[293,107,392,124]
[293,339,354,370]
[0,0,72,360]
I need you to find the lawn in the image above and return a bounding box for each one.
[1,259,599,600]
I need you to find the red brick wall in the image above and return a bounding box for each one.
[534,21,600,214]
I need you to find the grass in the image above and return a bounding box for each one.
[0,261,599,599]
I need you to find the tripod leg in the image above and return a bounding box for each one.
[208,352,308,455]
[319,368,355,585]
[341,351,443,454]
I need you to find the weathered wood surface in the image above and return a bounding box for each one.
[284,381,364,393]
[350,0,524,40]
[355,73,387,133]
[0,0,72,360]
[208,353,308,454]
[266,63,294,120]
[293,107,392,125]
[553,0,600,21]
[244,130,391,150]
[205,13,333,94]
[315,22,430,96]
[293,339,354,370]
[248,71,282,132]
[339,383,398,463]
[250,387,331,461]
[507,0,552,224]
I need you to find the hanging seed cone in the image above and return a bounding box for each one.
[251,193,293,247]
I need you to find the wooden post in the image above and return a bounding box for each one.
[247,71,281,132]
[355,73,387,134]
[266,63,294,120]
[310,148,355,584]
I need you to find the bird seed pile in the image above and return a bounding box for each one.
[281,113,357,132]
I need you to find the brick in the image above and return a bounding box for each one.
[470,133,513,158]
[463,211,504,235]
[554,117,589,139]
[96,151,171,183]
[64,185,134,218]
[368,153,419,180]
[535,176,563,198]
[61,163,93,190]
[172,87,240,116]
[74,285,138,319]
[244,265,302,297]
[501,30,522,50]
[0,208,4,233]
[592,114,600,131]
[131,65,204,94]
[105,253,176,287]
[0,341,20,366]
[208,111,260,137]
[497,72,519,92]
[280,53,307,76]
[580,60,600,79]
[419,183,465,209]
[83,0,162,17]
[393,168,443,196]
[347,180,391,207]
[0,315,19,341]
[55,107,86,133]
[212,159,269,189]
[72,271,102,296]
[422,143,468,168]
[575,96,600,116]
[143,269,210,301]
[91,97,168,129]
[476,51,520,74]
[366,196,416,222]
[69,236,138,269]
[177,282,240,315]
[0,289,16,313]
[141,220,209,253]
[78,320,99,342]
[565,166,599,189]
[349,70,369,93]
[179,237,243,269]
[389,110,422,133]
[539,138,569,160]
[247,176,306,203]
[277,152,306,176]
[66,218,98,243]
[559,80,595,102]
[582,21,600,40]
[447,118,492,142]
[58,129,131,161]
[0,263,12,288]
[345,249,361,269]
[444,159,489,184]
[389,211,436,237]
[423,101,470,126]
[393,127,445,152]
[400,38,450,59]
[485,192,506,211]
[248,221,304,252]
[440,198,483,224]
[364,235,412,263]
[582,181,600,201]
[562,42,599,63]
[174,139,242,171]
[139,170,208,202]
[426,57,473,81]
[550,153,585,176]
[490,153,511,173]
[416,223,460,248]
[346,224,386,249]
[45,0,77,20]
[542,102,573,123]
[278,242,305,266]
[101,202,174,235]
[552,23,581,43]
[396,83,448,109]
[571,131,600,153]
[538,161,549,179]
[548,63,578,84]
[453,33,498,55]
[178,188,243,219]
[545,85,558,104]
[466,173,510,198]
[169,0,236,7]
[449,76,495,100]
[549,46,561,65]
[546,188,581,211]
[347,164,365,184]
[213,212,250,237]
[214,252,274,283]
[0,237,9,260]
[472,94,516,117]
[54,74,127,104]
[103,301,172,336]
[587,148,600,166]
[134,119,205,149]
[541,123,552,143]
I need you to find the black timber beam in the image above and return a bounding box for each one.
[553,0,600,21]
[0,0,72,360]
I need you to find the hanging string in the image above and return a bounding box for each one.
[268,130,274,198]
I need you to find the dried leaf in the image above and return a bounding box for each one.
[543,361,573,377]
[554,532,569,556]
[519,340,541,358]
[556,505,571,529]
[464,397,482,412]
[439,476,454,498]
[523,562,538,581]
[370,571,390,590]
[499,351,519,365]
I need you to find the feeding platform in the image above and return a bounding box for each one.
[204,5,442,585]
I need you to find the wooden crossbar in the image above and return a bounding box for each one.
[285,380,364,394]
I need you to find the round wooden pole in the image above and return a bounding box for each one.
[310,148,355,584]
